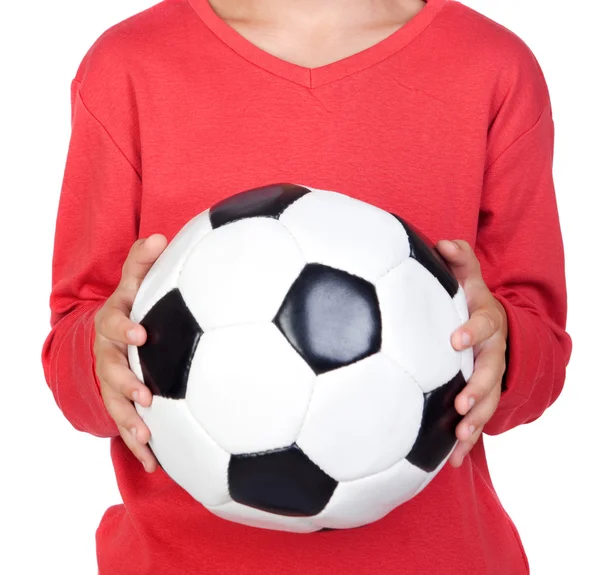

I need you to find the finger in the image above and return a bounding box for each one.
[120,427,159,473]
[436,240,481,284]
[448,426,483,468]
[95,341,129,374]
[96,304,147,346]
[117,234,168,302]
[455,341,506,414]
[450,385,502,467]
[97,355,153,408]
[451,304,504,350]
[104,389,153,441]
[455,389,501,442]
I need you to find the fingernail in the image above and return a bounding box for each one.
[461,332,471,347]
[468,424,476,435]
[127,328,139,344]
[132,391,140,404]
[130,427,137,439]
[468,397,476,410]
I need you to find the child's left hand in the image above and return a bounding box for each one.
[436,240,509,468]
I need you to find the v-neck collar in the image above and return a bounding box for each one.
[187,0,448,88]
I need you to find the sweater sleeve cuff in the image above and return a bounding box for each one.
[484,293,544,435]
[49,304,120,438]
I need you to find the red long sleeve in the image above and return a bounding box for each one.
[41,80,141,438]
[474,68,572,434]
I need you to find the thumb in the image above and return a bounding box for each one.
[436,239,481,285]
[117,234,168,302]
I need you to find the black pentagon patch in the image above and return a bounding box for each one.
[209,184,311,229]
[138,289,202,399]
[229,444,337,517]
[393,215,459,298]
[406,372,467,472]
[274,263,382,375]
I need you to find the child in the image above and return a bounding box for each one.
[42,0,572,573]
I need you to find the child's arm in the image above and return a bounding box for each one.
[474,49,572,435]
[42,62,141,438]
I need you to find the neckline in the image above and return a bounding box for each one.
[187,0,448,88]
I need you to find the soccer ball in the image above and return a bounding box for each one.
[128,184,473,533]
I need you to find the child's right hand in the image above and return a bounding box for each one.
[93,234,168,472]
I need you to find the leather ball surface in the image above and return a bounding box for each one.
[128,184,473,533]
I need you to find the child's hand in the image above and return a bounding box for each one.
[93,234,168,472]
[436,240,508,468]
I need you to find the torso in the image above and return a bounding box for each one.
[83,1,534,572]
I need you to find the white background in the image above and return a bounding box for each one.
[0,1,598,573]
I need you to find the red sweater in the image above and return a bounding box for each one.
[42,0,571,573]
